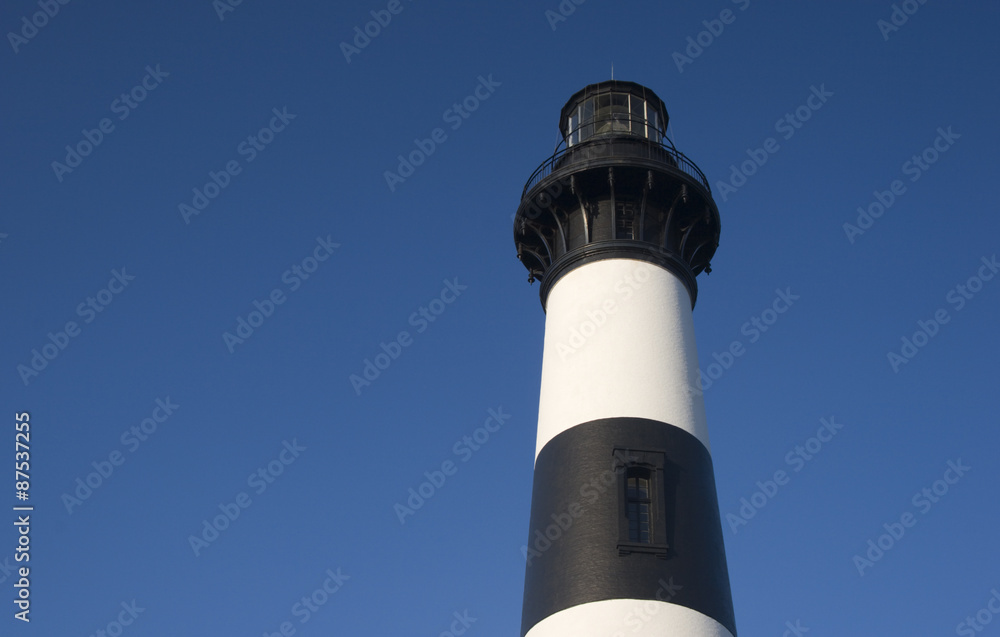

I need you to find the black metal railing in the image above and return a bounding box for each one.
[521,134,712,200]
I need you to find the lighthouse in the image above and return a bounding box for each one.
[514,81,736,637]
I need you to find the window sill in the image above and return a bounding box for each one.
[618,541,669,558]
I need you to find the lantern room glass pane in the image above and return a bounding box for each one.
[610,93,629,132]
[568,109,579,146]
[594,94,612,135]
[630,94,645,137]
[649,110,660,142]
[581,98,594,141]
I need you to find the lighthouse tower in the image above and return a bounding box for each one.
[514,81,736,637]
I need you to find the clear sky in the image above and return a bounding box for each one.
[1,1,998,635]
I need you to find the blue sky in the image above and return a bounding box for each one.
[1,1,999,635]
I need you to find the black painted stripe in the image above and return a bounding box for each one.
[520,417,736,636]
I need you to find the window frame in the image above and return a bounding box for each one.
[626,467,653,543]
[614,448,670,557]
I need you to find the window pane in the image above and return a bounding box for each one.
[611,93,629,132]
[581,98,594,141]
[626,470,653,544]
[574,107,584,145]
[630,95,645,137]
[594,95,612,134]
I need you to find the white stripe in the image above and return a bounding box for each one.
[525,598,734,637]
[535,258,711,460]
